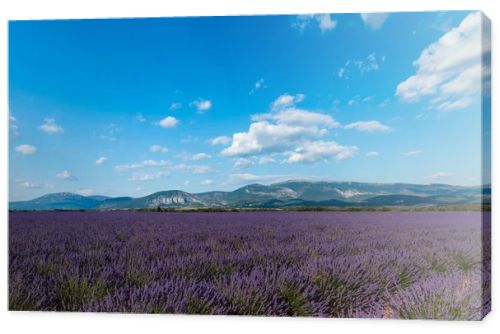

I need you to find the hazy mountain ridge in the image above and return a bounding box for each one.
[9,181,489,210]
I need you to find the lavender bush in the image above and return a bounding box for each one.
[9,211,490,319]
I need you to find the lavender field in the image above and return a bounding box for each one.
[9,211,490,319]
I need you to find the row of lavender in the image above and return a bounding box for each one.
[9,211,490,319]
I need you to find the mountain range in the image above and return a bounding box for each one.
[9,180,490,211]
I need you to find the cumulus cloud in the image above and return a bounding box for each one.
[293,14,337,33]
[209,136,231,146]
[234,157,254,169]
[401,150,423,157]
[221,94,351,165]
[150,145,168,153]
[15,144,37,155]
[317,14,337,32]
[38,118,64,135]
[271,93,305,110]
[158,116,179,128]
[366,151,379,157]
[253,108,339,128]
[344,120,392,133]
[396,12,488,111]
[222,121,327,157]
[191,99,212,113]
[95,157,107,165]
[360,13,389,30]
[56,170,78,181]
[286,140,358,164]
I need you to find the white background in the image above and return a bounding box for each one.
[0,0,497,333]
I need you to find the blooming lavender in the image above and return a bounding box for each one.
[9,211,490,319]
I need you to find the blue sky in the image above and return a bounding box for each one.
[9,11,490,200]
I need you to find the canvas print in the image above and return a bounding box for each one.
[8,11,491,320]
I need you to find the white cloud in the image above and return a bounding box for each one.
[426,172,451,180]
[150,145,168,153]
[317,14,337,32]
[286,140,358,164]
[436,97,472,112]
[176,152,212,161]
[258,156,276,164]
[56,170,78,181]
[158,116,179,128]
[18,180,43,189]
[209,136,231,146]
[15,144,37,155]
[344,120,392,133]
[191,99,212,113]
[293,14,337,33]
[222,94,349,164]
[253,108,339,128]
[142,159,170,167]
[201,179,214,186]
[366,151,379,157]
[338,53,382,79]
[396,12,487,111]
[95,157,107,165]
[234,157,254,169]
[249,78,265,95]
[222,121,326,157]
[191,153,212,161]
[360,13,389,30]
[38,118,64,135]
[272,93,305,110]
[401,150,423,157]
[170,102,182,111]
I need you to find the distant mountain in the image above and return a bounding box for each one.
[9,181,489,211]
[9,192,104,210]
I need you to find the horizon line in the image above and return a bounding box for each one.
[9,179,490,202]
